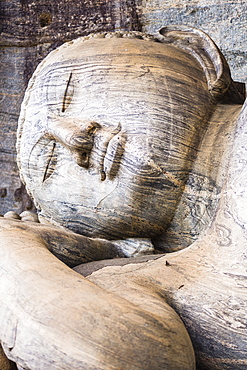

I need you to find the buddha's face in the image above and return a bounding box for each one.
[18,36,212,239]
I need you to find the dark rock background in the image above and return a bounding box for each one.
[0,0,246,214]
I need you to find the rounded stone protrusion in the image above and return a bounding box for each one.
[4,211,21,220]
[20,211,39,223]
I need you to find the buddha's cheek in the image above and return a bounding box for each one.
[36,156,185,239]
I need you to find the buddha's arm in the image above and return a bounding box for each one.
[0,220,195,370]
[0,217,126,267]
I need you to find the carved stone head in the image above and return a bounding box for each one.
[17,26,233,240]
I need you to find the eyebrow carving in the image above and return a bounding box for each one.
[62,72,73,112]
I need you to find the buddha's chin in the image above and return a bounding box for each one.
[64,219,167,240]
[36,170,184,240]
[38,203,172,240]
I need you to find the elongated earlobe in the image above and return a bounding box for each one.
[158,25,245,104]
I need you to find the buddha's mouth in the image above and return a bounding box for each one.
[100,128,126,181]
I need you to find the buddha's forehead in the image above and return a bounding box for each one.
[39,36,204,84]
[48,36,187,61]
[32,37,207,118]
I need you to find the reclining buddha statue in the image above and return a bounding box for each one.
[0,25,246,369]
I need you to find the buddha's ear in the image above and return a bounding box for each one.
[158,25,245,104]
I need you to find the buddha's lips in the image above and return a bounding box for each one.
[99,124,125,181]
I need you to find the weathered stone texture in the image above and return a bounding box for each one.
[0,17,246,370]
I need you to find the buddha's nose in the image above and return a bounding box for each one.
[47,115,100,168]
